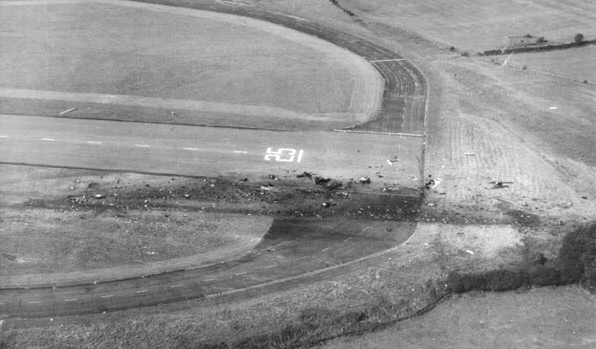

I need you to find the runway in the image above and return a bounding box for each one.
[0,114,421,183]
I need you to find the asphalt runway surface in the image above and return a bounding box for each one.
[0,114,421,183]
[0,1,426,319]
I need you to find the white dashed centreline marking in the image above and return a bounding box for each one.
[27,301,42,304]
[183,147,199,151]
[136,290,148,294]
[64,299,78,302]
[233,150,247,154]
[135,144,150,147]
[0,135,7,138]
[170,284,183,288]
[321,247,330,252]
[87,141,102,144]
[100,295,113,298]
[41,138,55,141]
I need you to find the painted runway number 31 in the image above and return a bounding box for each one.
[264,147,304,163]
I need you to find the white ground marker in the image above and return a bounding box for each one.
[64,299,78,302]
[100,295,113,298]
[170,284,183,288]
[0,135,7,138]
[183,147,199,151]
[59,107,77,115]
[135,290,148,294]
[87,141,102,144]
[27,301,42,304]
[502,54,513,66]
[40,138,55,141]
[296,149,304,163]
[233,150,248,154]
[135,144,150,147]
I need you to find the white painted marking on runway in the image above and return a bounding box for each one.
[549,106,558,110]
[183,147,199,151]
[136,290,148,294]
[87,141,102,144]
[64,299,78,302]
[59,107,77,115]
[41,138,55,141]
[370,58,406,63]
[233,150,248,154]
[170,284,183,288]
[0,135,7,138]
[135,144,150,147]
[296,149,304,163]
[321,247,330,252]
[27,301,42,304]
[235,272,247,276]
[100,295,113,298]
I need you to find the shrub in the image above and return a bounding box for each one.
[558,221,596,285]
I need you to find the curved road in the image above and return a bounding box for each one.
[0,1,426,318]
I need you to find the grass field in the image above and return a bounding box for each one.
[0,165,270,281]
[343,0,596,51]
[320,286,596,349]
[505,45,596,83]
[0,0,382,128]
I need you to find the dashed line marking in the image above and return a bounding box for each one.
[170,284,183,288]
[27,301,42,304]
[40,138,55,141]
[87,141,102,144]
[59,107,77,115]
[233,150,248,154]
[264,264,278,269]
[135,290,148,294]
[100,295,113,298]
[0,135,7,138]
[235,272,247,276]
[321,247,330,252]
[135,144,149,147]
[64,299,78,302]
[183,147,199,151]
[0,303,5,305]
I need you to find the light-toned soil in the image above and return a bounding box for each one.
[320,286,596,349]
[0,0,382,128]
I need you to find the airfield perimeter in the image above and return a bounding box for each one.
[0,0,425,319]
[1,0,596,347]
